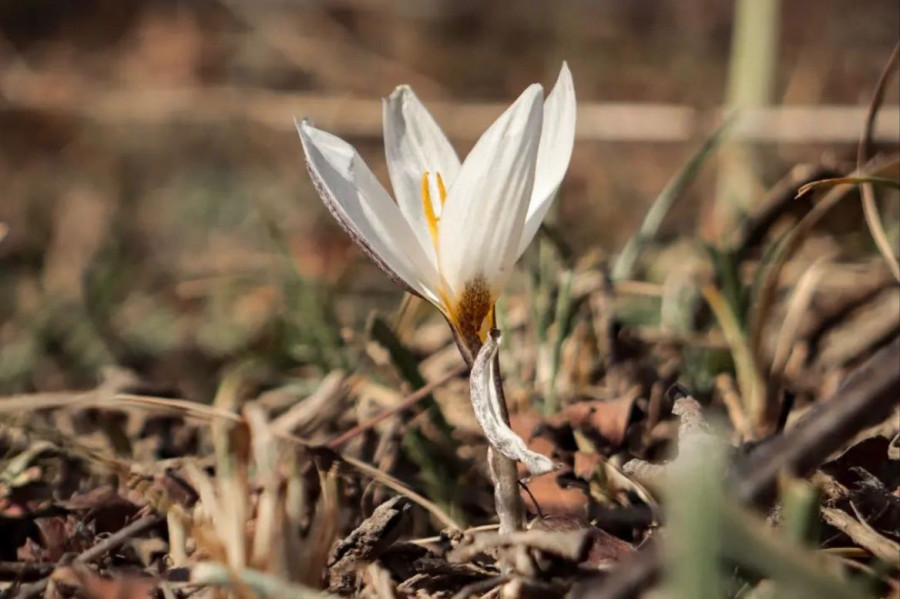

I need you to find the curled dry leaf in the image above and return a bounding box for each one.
[470,332,557,476]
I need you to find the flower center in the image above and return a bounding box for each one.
[420,171,493,353]
[453,276,494,352]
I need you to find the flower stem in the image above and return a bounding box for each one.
[455,327,524,533]
[489,349,523,533]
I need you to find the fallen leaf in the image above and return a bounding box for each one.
[529,515,634,568]
[555,397,637,449]
[521,471,589,517]
[573,452,603,479]
[19,516,93,563]
[50,565,157,599]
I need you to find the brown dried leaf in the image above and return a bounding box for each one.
[61,488,141,534]
[529,515,635,569]
[510,412,557,474]
[522,472,589,517]
[50,565,156,599]
[19,516,94,563]
[555,397,637,449]
[573,452,603,479]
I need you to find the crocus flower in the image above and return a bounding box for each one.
[296,63,576,359]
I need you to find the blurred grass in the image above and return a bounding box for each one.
[0,0,897,396]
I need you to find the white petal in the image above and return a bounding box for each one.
[297,119,442,305]
[383,86,460,259]
[470,331,557,476]
[438,84,544,299]
[516,62,577,258]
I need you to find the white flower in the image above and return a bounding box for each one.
[297,63,576,354]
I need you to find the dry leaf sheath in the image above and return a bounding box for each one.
[470,331,557,476]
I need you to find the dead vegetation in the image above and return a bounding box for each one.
[1,146,898,595]
[1,2,899,598]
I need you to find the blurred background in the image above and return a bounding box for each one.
[0,0,898,398]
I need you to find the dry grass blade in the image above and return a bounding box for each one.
[211,371,253,572]
[182,461,230,564]
[795,176,900,197]
[857,43,900,281]
[0,391,109,414]
[299,464,341,588]
[2,386,460,535]
[820,506,900,564]
[715,374,753,441]
[769,253,834,378]
[270,370,349,436]
[115,394,243,423]
[701,284,765,436]
[328,451,460,530]
[747,154,900,364]
[244,404,286,577]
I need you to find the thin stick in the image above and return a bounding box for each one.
[489,347,525,534]
[0,562,55,580]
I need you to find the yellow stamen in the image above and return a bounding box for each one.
[421,172,440,249]
[436,172,447,207]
